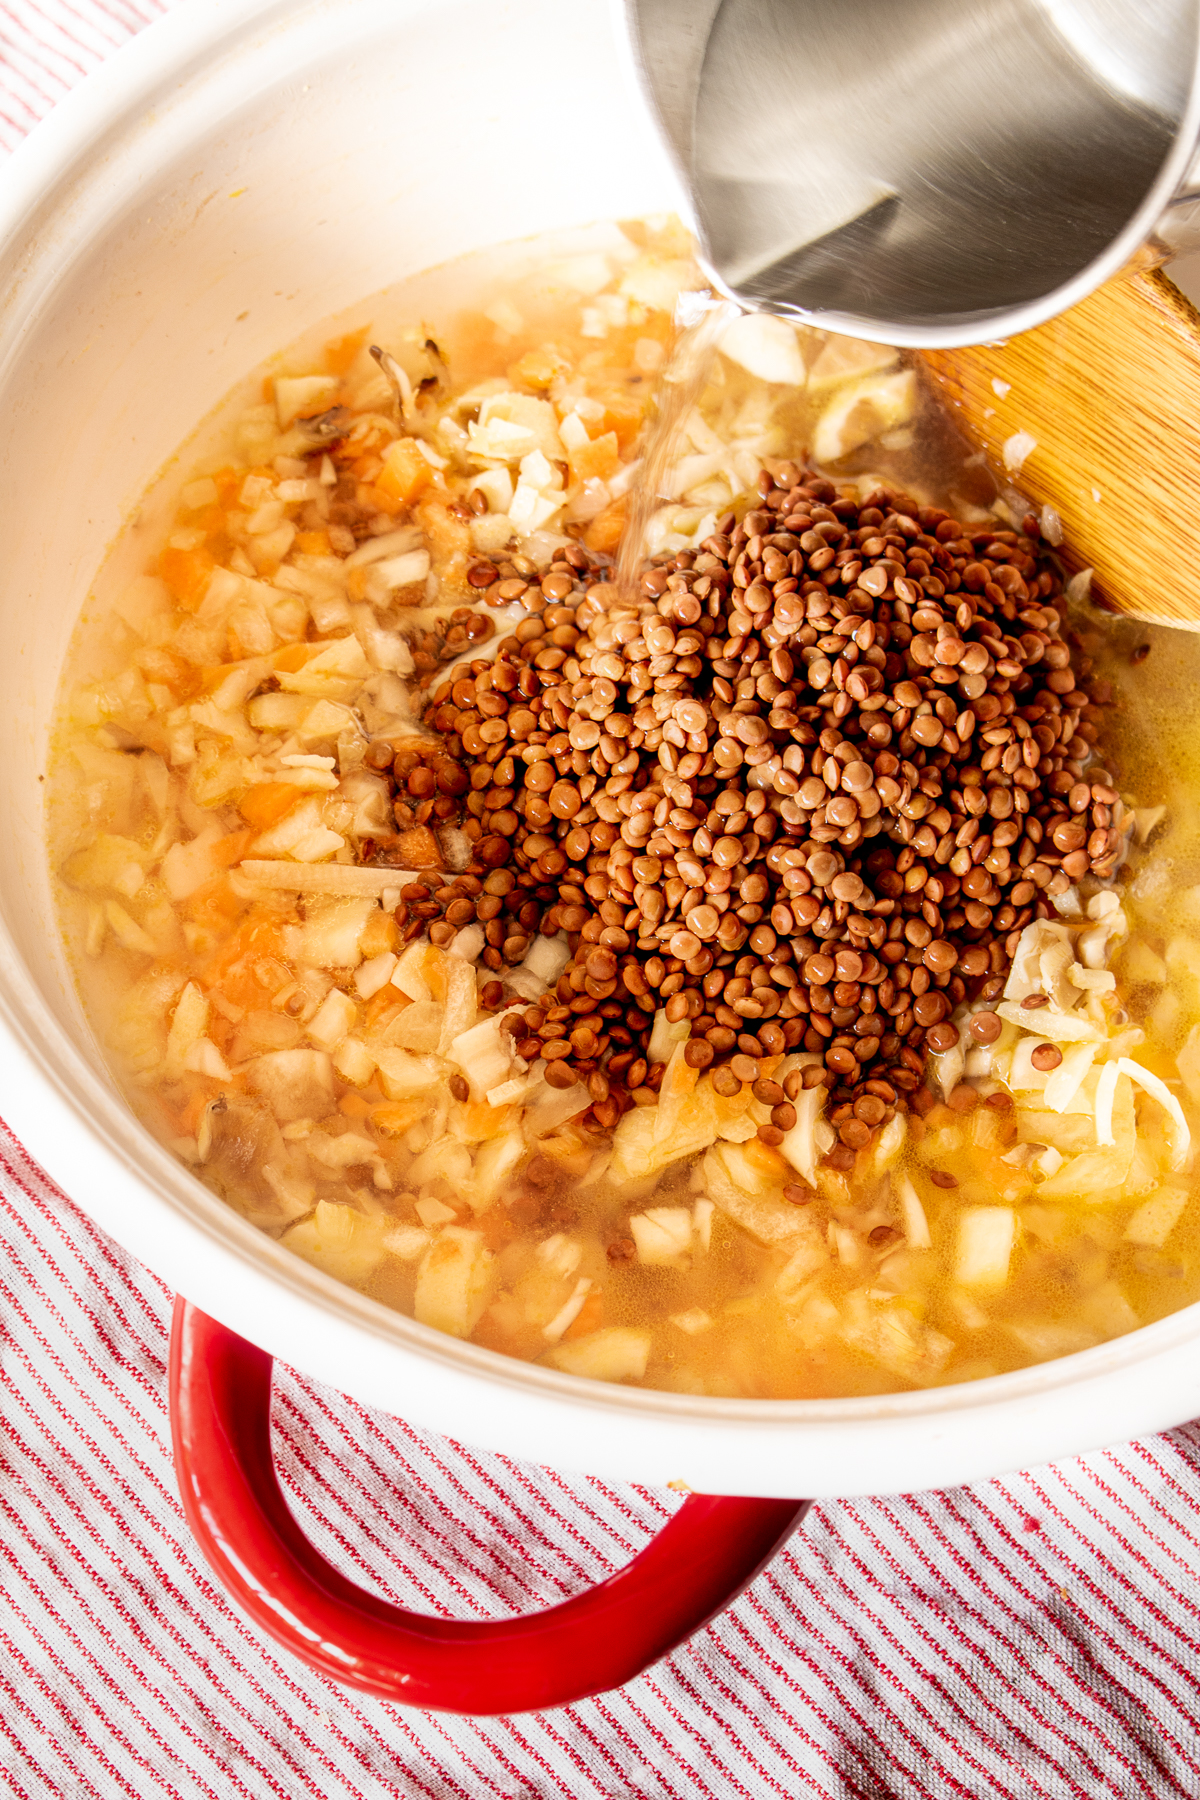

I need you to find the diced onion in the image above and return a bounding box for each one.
[486,1078,527,1108]
[240,860,406,895]
[780,1085,826,1184]
[543,1277,592,1343]
[355,951,397,998]
[449,924,485,963]
[1009,1036,1051,1090]
[647,1008,690,1065]
[955,1207,1015,1287]
[1116,1057,1192,1172]
[629,1207,693,1265]
[894,1174,931,1249]
[1042,1042,1097,1112]
[997,1000,1101,1042]
[522,932,571,987]
[1002,430,1037,472]
[1094,1060,1120,1147]
[524,1077,591,1138]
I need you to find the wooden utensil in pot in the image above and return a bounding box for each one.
[920,267,1200,628]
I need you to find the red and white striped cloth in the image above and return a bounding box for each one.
[4,8,1200,1794]
[10,1125,1200,1800]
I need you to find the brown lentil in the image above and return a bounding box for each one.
[968,1011,1002,1044]
[354,463,1120,1170]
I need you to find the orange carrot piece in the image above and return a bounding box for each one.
[238,783,305,831]
[376,438,432,506]
[583,495,627,555]
[596,392,645,450]
[199,909,287,989]
[176,1089,212,1135]
[158,544,216,612]
[563,1290,605,1340]
[371,1099,425,1136]
[212,828,256,868]
[568,430,620,487]
[364,988,407,1031]
[182,874,245,927]
[295,529,332,556]
[324,326,369,376]
[210,467,244,508]
[134,646,199,698]
[272,642,316,673]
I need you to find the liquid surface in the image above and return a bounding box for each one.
[46,221,1200,1398]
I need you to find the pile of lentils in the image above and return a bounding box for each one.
[365,462,1121,1167]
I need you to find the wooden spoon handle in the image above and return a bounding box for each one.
[920,268,1200,627]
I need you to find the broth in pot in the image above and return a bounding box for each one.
[46,221,1200,1399]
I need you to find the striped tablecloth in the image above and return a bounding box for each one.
[4,8,1200,1795]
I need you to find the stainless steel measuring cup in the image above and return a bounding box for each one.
[621,0,1200,346]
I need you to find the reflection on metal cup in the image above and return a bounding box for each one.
[623,0,1200,345]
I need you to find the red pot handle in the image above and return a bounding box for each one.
[169,1297,809,1713]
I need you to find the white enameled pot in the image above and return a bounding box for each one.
[1,0,1198,1505]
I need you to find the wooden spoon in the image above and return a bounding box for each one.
[919,265,1200,628]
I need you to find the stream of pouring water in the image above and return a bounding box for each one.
[613,297,743,600]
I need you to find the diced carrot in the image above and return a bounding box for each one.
[357,484,403,519]
[202,906,284,971]
[455,308,505,360]
[568,430,620,487]
[158,544,216,612]
[596,392,646,450]
[563,1290,604,1340]
[324,326,369,376]
[239,783,306,831]
[394,826,443,869]
[583,495,627,555]
[376,438,432,506]
[339,1092,373,1119]
[212,827,256,868]
[169,1089,212,1137]
[359,910,399,958]
[182,494,222,527]
[227,626,247,661]
[183,874,246,929]
[371,1099,425,1137]
[262,377,274,402]
[509,346,569,389]
[273,642,316,673]
[210,962,267,1014]
[460,1101,511,1142]
[134,645,199,698]
[364,989,407,1034]
[744,1137,788,1181]
[210,467,244,508]
[295,529,332,556]
[352,454,383,482]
